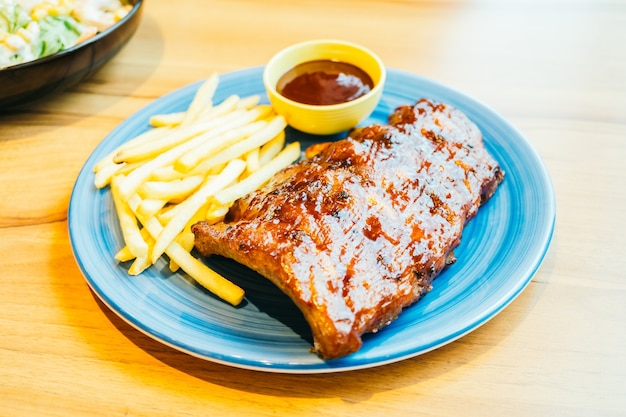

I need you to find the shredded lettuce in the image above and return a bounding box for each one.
[33,15,83,57]
[0,2,30,34]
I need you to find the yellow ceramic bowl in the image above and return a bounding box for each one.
[263,39,386,135]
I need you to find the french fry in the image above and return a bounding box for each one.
[128,228,156,275]
[213,141,301,206]
[150,75,220,127]
[114,161,147,178]
[180,73,219,126]
[95,143,160,189]
[94,161,126,189]
[175,118,267,173]
[149,111,187,128]
[113,110,247,165]
[156,200,183,225]
[148,165,185,182]
[138,175,204,202]
[150,95,240,127]
[166,243,244,306]
[244,147,261,175]
[169,208,207,272]
[114,94,245,166]
[114,222,153,262]
[115,130,213,201]
[115,106,275,201]
[98,93,240,180]
[110,126,176,164]
[151,159,247,264]
[137,202,245,306]
[128,255,152,276]
[205,203,230,224]
[236,95,261,110]
[136,198,168,219]
[189,115,287,176]
[94,125,171,174]
[97,75,301,306]
[259,130,286,165]
[110,176,149,259]
[114,245,134,263]
[169,228,196,272]
[196,94,240,120]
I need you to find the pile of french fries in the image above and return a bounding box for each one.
[93,73,301,306]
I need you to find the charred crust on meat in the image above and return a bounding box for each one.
[445,251,457,266]
[329,158,353,169]
[288,229,307,242]
[331,208,344,219]
[421,128,446,143]
[335,190,350,200]
[429,264,437,278]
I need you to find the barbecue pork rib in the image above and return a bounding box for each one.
[192,98,504,359]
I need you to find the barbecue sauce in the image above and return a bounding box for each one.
[276,60,374,105]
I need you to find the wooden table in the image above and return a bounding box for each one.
[2,1,625,416]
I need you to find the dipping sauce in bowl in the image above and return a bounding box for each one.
[264,39,386,135]
[277,60,374,106]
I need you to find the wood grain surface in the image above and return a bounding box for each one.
[1,1,625,416]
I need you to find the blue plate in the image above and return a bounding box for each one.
[68,67,555,373]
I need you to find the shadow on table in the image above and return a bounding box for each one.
[90,239,555,403]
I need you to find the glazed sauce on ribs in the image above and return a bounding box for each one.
[276,59,374,105]
[192,99,504,359]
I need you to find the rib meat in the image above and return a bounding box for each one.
[192,98,504,359]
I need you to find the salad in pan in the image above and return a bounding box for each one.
[0,0,131,68]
